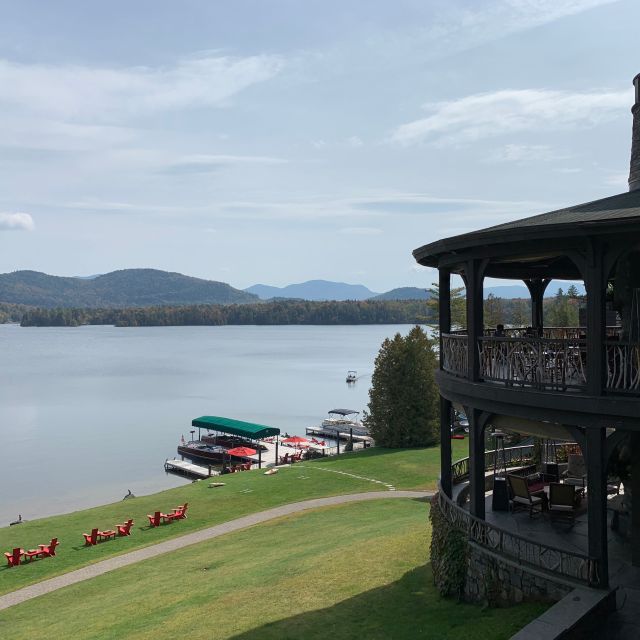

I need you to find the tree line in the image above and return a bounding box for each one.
[20,299,433,327]
[13,286,585,328]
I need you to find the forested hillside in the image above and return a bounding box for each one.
[0,269,257,308]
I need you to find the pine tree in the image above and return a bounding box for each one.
[363,326,440,448]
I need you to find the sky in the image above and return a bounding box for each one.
[0,0,638,292]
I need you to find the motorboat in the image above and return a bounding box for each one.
[177,441,254,464]
[320,409,370,437]
[346,370,357,383]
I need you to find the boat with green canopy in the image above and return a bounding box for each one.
[178,416,281,466]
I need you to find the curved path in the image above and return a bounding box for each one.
[0,490,432,612]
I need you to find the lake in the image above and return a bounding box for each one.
[0,323,414,523]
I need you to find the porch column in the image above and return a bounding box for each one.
[465,259,484,382]
[524,278,551,334]
[439,268,451,369]
[468,408,486,519]
[631,433,640,567]
[585,242,606,396]
[440,397,452,497]
[585,427,609,588]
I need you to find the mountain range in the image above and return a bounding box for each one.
[0,270,586,309]
[245,280,380,301]
[0,269,257,308]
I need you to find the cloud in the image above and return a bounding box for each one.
[390,87,630,146]
[346,136,364,148]
[0,212,35,231]
[0,54,283,122]
[163,154,287,174]
[485,144,572,164]
[604,172,628,187]
[338,227,383,235]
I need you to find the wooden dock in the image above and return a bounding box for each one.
[164,458,219,479]
[305,426,372,443]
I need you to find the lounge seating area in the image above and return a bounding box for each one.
[147,503,189,527]
[4,507,186,568]
[4,538,59,567]
[83,527,117,545]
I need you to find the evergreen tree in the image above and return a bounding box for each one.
[484,293,504,329]
[427,283,466,329]
[363,325,440,448]
[546,287,579,327]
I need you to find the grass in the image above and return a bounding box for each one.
[0,442,467,596]
[0,499,546,640]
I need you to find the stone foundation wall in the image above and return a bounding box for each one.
[464,543,572,605]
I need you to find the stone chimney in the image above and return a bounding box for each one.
[629,73,640,191]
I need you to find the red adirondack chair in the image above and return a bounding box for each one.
[4,547,24,567]
[23,538,59,562]
[147,511,162,527]
[172,503,188,519]
[117,519,134,536]
[38,538,59,557]
[83,528,99,545]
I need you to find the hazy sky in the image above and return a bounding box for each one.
[0,0,638,292]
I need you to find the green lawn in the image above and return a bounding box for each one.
[0,499,545,640]
[0,442,468,596]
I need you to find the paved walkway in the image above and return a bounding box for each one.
[0,490,432,612]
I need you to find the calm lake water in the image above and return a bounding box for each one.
[0,323,414,523]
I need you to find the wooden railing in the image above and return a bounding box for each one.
[479,336,587,391]
[441,333,468,377]
[441,449,602,587]
[436,488,601,587]
[606,341,640,393]
[442,330,640,394]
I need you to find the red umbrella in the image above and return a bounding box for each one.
[226,446,257,457]
[282,436,308,445]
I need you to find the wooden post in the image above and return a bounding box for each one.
[585,427,608,588]
[439,268,451,369]
[440,397,452,497]
[468,408,486,519]
[631,433,640,567]
[258,447,262,469]
[524,278,551,333]
[585,244,606,396]
[337,437,340,456]
[465,260,484,382]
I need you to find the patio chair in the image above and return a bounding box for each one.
[4,547,24,567]
[507,474,544,517]
[548,483,577,525]
[563,454,587,488]
[83,528,99,545]
[117,519,134,536]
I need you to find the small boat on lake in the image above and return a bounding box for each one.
[346,370,357,383]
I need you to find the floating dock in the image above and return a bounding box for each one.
[164,458,219,479]
[305,426,372,442]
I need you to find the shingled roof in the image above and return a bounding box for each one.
[482,189,640,233]
[413,189,640,270]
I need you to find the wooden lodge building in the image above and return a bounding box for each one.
[413,74,640,610]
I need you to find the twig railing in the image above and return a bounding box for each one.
[441,448,602,587]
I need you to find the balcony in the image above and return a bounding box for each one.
[441,328,640,395]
